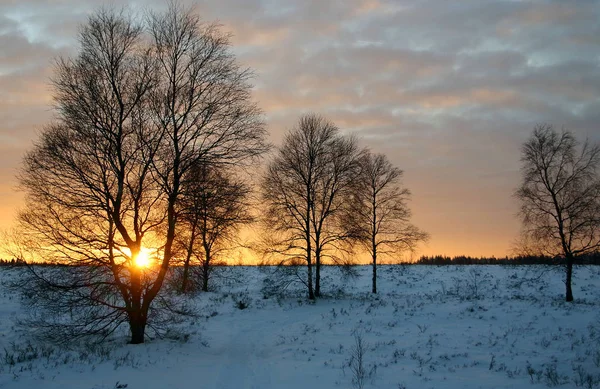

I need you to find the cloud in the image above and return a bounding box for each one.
[0,0,598,257]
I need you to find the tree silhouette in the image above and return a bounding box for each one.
[17,3,267,344]
[178,162,252,293]
[516,124,600,301]
[261,114,360,298]
[346,152,428,293]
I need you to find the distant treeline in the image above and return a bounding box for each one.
[0,258,74,267]
[0,258,27,267]
[3,253,600,267]
[416,253,600,265]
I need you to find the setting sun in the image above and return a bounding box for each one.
[134,247,154,268]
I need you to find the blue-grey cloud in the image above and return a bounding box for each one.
[1,0,598,256]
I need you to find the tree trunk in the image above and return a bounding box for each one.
[202,254,210,292]
[181,223,197,293]
[565,255,574,302]
[372,253,377,294]
[181,262,190,293]
[315,250,321,297]
[306,183,314,300]
[307,260,315,300]
[129,311,147,344]
[201,232,211,292]
[129,255,146,344]
[371,192,378,294]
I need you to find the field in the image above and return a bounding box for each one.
[1,265,600,389]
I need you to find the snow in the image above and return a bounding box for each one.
[2,265,600,389]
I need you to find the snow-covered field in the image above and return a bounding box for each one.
[1,265,600,389]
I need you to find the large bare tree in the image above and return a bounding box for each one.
[346,152,428,293]
[18,9,160,345]
[262,114,360,299]
[17,4,267,344]
[516,124,600,301]
[138,3,266,340]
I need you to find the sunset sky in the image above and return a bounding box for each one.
[1,0,599,258]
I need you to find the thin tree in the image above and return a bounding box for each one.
[262,114,359,299]
[178,162,253,292]
[17,4,267,344]
[516,124,600,302]
[347,152,428,293]
[311,133,361,296]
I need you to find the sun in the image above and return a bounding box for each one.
[134,247,153,268]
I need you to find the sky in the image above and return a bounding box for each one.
[0,0,599,258]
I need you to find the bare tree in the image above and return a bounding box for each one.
[346,152,428,293]
[178,162,253,292]
[261,114,359,298]
[311,132,361,296]
[16,4,267,344]
[516,124,600,302]
[18,9,161,345]
[144,1,266,334]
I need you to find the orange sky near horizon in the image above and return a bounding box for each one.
[1,0,599,260]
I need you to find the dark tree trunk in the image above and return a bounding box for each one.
[202,256,210,292]
[372,253,377,294]
[129,259,147,344]
[181,223,197,293]
[306,184,314,300]
[181,262,190,293]
[201,270,209,292]
[307,260,315,300]
[129,311,147,344]
[565,255,574,302]
[201,233,211,292]
[315,250,321,297]
[371,192,378,294]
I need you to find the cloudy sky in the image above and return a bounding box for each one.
[1,0,599,257]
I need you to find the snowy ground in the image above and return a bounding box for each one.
[2,265,600,389]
